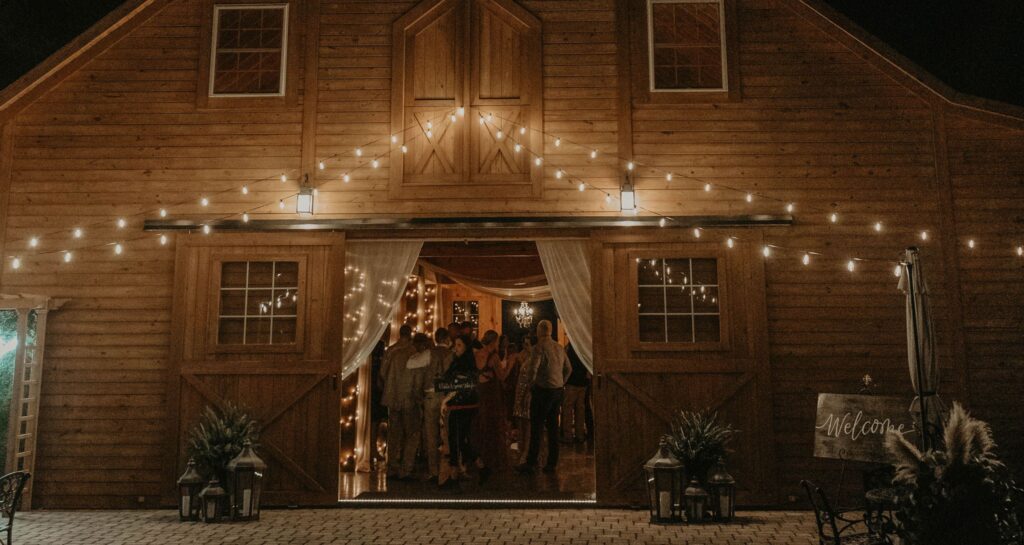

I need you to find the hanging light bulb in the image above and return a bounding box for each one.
[920,230,929,241]
[665,172,673,181]
[659,218,667,228]
[830,212,838,223]
[160,234,168,245]
[967,239,976,249]
[495,130,503,140]
[371,159,380,169]
[746,193,753,203]
[11,257,21,270]
[114,243,123,255]
[200,197,209,207]
[513,143,521,153]
[478,116,485,125]
[577,182,585,192]
[693,227,701,238]
[426,129,433,139]
[487,113,493,123]
[278,199,286,210]
[554,137,561,147]
[159,208,168,218]
[590,149,598,159]
[73,228,83,238]
[390,135,398,144]
[1017,245,1024,257]
[847,259,856,272]
[450,113,457,123]
[280,174,287,183]
[242,212,250,223]
[704,183,712,192]
[318,161,325,171]
[626,161,634,171]
[874,221,883,232]
[802,253,810,266]
[762,246,771,257]
[605,193,612,204]
[786,203,795,213]
[202,224,211,235]
[63,251,73,263]
[534,157,542,166]
[117,218,127,228]
[894,264,903,277]
[343,173,351,183]
[726,237,735,249]
[457,106,465,116]
[28,237,38,248]
[355,147,363,157]
[519,126,526,135]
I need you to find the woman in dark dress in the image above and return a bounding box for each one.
[473,330,508,482]
[436,336,480,484]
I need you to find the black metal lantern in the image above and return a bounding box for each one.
[707,457,736,522]
[684,479,709,523]
[643,442,684,523]
[176,458,204,521]
[227,440,267,521]
[198,479,228,523]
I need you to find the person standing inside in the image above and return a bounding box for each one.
[380,329,428,480]
[422,328,453,482]
[472,330,507,483]
[560,342,590,444]
[511,335,537,462]
[517,320,571,474]
[436,335,480,485]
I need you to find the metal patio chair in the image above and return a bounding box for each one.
[801,479,887,545]
[0,472,30,545]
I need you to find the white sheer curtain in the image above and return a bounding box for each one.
[340,240,422,378]
[536,240,593,372]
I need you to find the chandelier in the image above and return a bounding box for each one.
[513,301,534,329]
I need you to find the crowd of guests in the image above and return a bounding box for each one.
[374,319,592,488]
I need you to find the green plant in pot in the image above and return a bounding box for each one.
[187,402,260,484]
[662,409,738,484]
[885,402,1023,545]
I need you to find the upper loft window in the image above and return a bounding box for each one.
[210,5,289,96]
[647,0,727,92]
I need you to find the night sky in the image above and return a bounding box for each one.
[1,0,1022,107]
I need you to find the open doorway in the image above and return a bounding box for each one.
[338,241,596,502]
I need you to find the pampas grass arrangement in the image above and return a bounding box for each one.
[885,402,1023,545]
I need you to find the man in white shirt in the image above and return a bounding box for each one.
[516,320,571,474]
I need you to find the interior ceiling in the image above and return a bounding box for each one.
[419,241,545,285]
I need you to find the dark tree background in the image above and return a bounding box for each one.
[0,0,1023,105]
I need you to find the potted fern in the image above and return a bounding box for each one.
[187,402,260,484]
[885,402,1023,545]
[662,409,738,485]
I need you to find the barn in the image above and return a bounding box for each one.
[0,0,1021,510]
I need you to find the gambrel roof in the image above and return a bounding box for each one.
[1,0,1023,126]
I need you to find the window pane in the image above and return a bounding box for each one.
[218,260,300,346]
[638,287,665,314]
[639,315,665,343]
[245,318,272,345]
[691,258,717,284]
[666,315,694,343]
[220,290,247,316]
[273,317,297,344]
[694,315,720,342]
[218,318,246,344]
[650,1,724,90]
[213,7,286,95]
[637,258,663,285]
[665,286,692,313]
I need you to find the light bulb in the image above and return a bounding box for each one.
[11,257,21,270]
[160,234,168,245]
[590,149,598,159]
[390,135,398,144]
[450,114,457,123]
[577,182,585,192]
[401,145,408,154]
[280,174,287,183]
[202,225,211,235]
[665,173,672,181]
[659,218,666,227]
[693,227,701,238]
[355,148,362,157]
[762,246,771,257]
[555,170,563,179]
[62,251,73,263]
[786,203,795,213]
[1018,245,1024,257]
[745,193,752,203]
[894,264,902,277]
[704,183,712,192]
[426,129,433,138]
[554,137,561,147]
[372,159,380,169]
[874,222,883,232]
[534,157,542,166]
[920,231,928,241]
[487,113,493,122]
[519,126,526,135]
[478,116,485,125]
[802,253,810,265]
[514,143,521,153]
[830,212,838,223]
[496,130,503,140]
[626,161,634,171]
[605,194,612,204]
[160,208,168,218]
[726,237,735,248]
[117,218,127,228]
[278,199,285,209]
[200,197,209,207]
[242,213,250,223]
[73,228,83,238]
[967,239,976,249]
[114,243,123,255]
[28,237,38,248]
[847,259,856,272]
[457,107,465,116]
[343,173,351,183]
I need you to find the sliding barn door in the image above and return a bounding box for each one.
[164,233,344,506]
[591,232,777,505]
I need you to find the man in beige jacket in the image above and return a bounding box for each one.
[381,327,428,479]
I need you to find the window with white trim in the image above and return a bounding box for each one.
[647,0,728,91]
[210,4,289,96]
[637,257,721,343]
[218,261,299,345]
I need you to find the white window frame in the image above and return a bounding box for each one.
[647,0,728,93]
[209,3,290,98]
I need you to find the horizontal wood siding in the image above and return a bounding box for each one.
[944,114,1024,475]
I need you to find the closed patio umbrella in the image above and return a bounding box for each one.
[898,247,945,449]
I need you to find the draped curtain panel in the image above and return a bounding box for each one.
[340,240,423,379]
[418,260,552,302]
[353,362,374,472]
[536,240,594,372]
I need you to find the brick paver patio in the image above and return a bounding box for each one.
[13,508,818,544]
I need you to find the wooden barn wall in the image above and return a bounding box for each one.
[0,0,1019,508]
[942,113,1024,475]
